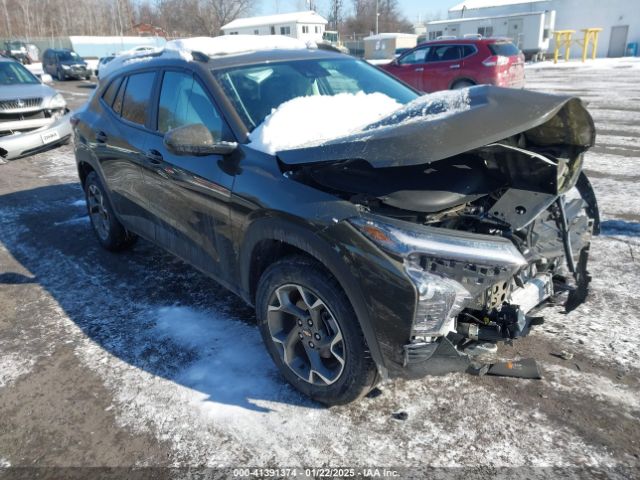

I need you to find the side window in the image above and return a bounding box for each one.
[426,45,462,62]
[120,72,156,125]
[157,71,231,141]
[462,45,476,58]
[398,47,429,65]
[102,77,122,107]
[113,77,126,115]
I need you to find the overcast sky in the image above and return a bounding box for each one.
[260,0,458,24]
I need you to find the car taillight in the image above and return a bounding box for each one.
[483,55,509,67]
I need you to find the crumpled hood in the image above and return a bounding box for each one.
[277,85,595,168]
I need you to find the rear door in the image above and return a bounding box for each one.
[383,46,429,91]
[91,71,158,240]
[421,44,462,92]
[141,69,237,280]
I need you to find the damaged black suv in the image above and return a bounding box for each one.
[72,39,598,405]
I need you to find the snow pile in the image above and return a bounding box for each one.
[248,92,402,154]
[100,35,311,79]
[249,89,472,154]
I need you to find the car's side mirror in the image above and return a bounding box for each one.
[164,124,237,156]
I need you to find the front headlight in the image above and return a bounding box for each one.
[348,215,527,337]
[61,64,71,69]
[47,93,67,109]
[348,215,527,268]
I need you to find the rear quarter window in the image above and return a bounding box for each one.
[102,77,122,107]
[488,42,521,56]
[120,72,156,126]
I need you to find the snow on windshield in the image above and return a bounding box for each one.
[248,89,472,154]
[99,35,311,79]
[248,92,402,155]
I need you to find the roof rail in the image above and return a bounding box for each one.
[436,35,457,40]
[464,33,483,39]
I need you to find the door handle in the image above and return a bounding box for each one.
[95,131,108,143]
[146,149,163,165]
[415,67,424,72]
[450,64,461,69]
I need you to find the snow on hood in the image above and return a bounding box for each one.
[248,92,402,155]
[248,89,470,155]
[276,85,594,168]
[99,35,312,79]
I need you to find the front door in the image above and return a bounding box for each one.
[608,25,629,57]
[92,72,157,240]
[141,69,236,280]
[385,46,429,91]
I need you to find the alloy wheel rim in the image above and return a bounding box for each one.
[267,284,345,386]
[87,184,110,241]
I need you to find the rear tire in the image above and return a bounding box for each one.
[452,80,475,89]
[256,255,378,405]
[84,171,137,251]
[56,68,65,81]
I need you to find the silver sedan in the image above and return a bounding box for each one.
[0,57,72,161]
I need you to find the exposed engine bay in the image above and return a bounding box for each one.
[279,86,599,372]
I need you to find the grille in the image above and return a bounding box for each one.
[0,110,46,123]
[0,97,43,111]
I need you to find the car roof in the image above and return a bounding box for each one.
[107,47,347,79]
[418,37,513,46]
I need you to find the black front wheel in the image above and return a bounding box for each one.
[84,171,137,251]
[256,256,378,405]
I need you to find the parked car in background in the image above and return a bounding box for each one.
[42,48,91,81]
[96,56,116,79]
[2,41,39,64]
[72,37,598,405]
[0,58,72,161]
[381,38,525,92]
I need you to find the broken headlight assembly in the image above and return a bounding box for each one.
[348,215,528,337]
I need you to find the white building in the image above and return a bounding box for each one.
[221,11,328,43]
[446,0,639,58]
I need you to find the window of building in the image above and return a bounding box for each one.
[315,26,320,33]
[280,26,291,35]
[302,25,309,34]
[229,31,238,35]
[254,29,259,35]
[270,26,275,35]
[428,30,443,40]
[120,72,156,125]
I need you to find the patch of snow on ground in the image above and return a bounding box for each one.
[249,92,401,154]
[0,353,36,388]
[0,458,10,467]
[545,364,640,412]
[526,57,640,71]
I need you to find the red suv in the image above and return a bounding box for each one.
[381,38,525,93]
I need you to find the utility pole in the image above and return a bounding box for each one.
[375,0,379,35]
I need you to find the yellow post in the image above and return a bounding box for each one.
[553,30,575,63]
[580,28,603,61]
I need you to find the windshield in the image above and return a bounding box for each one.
[57,51,82,62]
[213,57,418,131]
[0,61,40,85]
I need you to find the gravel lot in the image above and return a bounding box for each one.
[1,60,639,478]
